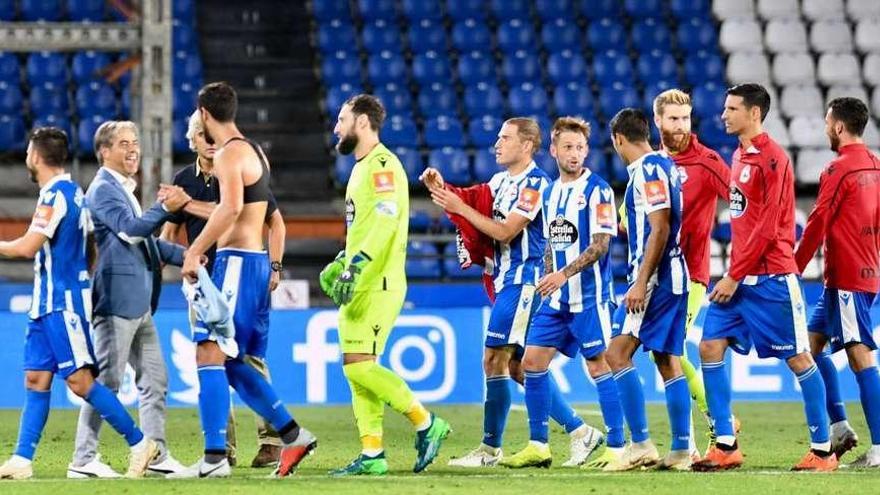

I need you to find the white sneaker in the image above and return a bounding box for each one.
[831,421,859,460]
[0,456,33,480]
[562,425,605,467]
[67,454,122,479]
[606,440,659,471]
[126,438,159,478]
[447,444,502,467]
[147,453,187,476]
[166,457,231,479]
[657,449,693,471]
[847,446,880,468]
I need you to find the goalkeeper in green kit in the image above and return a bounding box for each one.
[320,94,451,475]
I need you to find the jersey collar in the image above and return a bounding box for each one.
[507,161,536,181]
[39,173,70,194]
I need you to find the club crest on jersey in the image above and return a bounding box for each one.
[372,171,395,193]
[678,167,689,184]
[576,193,587,210]
[517,188,540,212]
[549,215,578,250]
[729,185,747,218]
[739,165,751,183]
[596,203,614,228]
[344,198,355,227]
[644,180,668,205]
[32,205,53,229]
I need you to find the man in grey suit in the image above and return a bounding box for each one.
[68,121,192,478]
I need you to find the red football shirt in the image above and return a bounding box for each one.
[671,134,730,286]
[727,132,799,281]
[795,143,880,293]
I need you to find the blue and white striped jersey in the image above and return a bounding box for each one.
[543,170,617,312]
[28,174,92,320]
[488,162,550,292]
[622,151,689,294]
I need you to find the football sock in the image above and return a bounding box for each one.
[795,364,831,452]
[343,361,426,429]
[816,349,847,423]
[524,369,551,443]
[226,359,295,432]
[664,375,692,451]
[680,355,709,417]
[856,366,880,445]
[594,371,625,448]
[85,382,144,447]
[614,366,649,443]
[361,434,384,458]
[13,389,50,460]
[548,373,583,433]
[346,377,384,448]
[702,360,735,445]
[483,375,512,448]
[198,365,230,454]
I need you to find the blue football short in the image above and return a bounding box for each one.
[808,287,877,353]
[486,284,541,350]
[612,281,688,356]
[24,310,97,379]
[528,301,614,359]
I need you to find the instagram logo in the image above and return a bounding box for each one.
[384,315,457,402]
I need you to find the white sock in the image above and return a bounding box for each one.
[361,448,384,458]
[716,435,736,447]
[811,441,832,453]
[570,424,588,439]
[480,443,501,456]
[528,440,548,449]
[9,455,31,466]
[130,438,146,451]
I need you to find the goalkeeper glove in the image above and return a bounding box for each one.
[331,252,370,305]
[319,250,346,297]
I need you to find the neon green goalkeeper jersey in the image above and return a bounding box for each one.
[344,142,409,292]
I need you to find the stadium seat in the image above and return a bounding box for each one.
[509,82,549,116]
[334,153,355,184]
[698,116,737,149]
[172,83,197,119]
[443,242,483,279]
[468,115,502,147]
[172,50,204,87]
[580,0,621,20]
[764,19,809,54]
[535,0,572,22]
[598,83,639,118]
[817,53,860,86]
[501,50,541,85]
[409,209,432,232]
[172,0,195,22]
[593,50,633,86]
[848,0,880,19]
[0,52,19,84]
[624,0,664,18]
[312,0,352,22]
[763,115,792,147]
[863,54,880,87]
[0,0,13,21]
[796,148,836,184]
[0,81,22,114]
[726,52,771,85]
[779,84,824,119]
[20,0,61,21]
[412,51,452,86]
[367,51,407,86]
[684,50,725,85]
[457,51,496,86]
[383,115,419,148]
[32,114,73,143]
[863,119,880,147]
[586,151,608,176]
[320,51,361,86]
[395,147,423,183]
[67,0,105,21]
[713,208,732,243]
[536,152,559,180]
[810,20,853,53]
[325,83,362,118]
[401,0,441,22]
[451,19,492,53]
[473,147,497,182]
[463,82,505,117]
[418,84,458,118]
[636,51,677,84]
[541,18,582,52]
[445,0,485,21]
[407,242,441,279]
[825,84,869,106]
[497,19,536,54]
[855,18,880,54]
[772,53,816,86]
[552,82,594,118]
[362,20,401,54]
[71,51,111,85]
[120,85,131,118]
[631,18,672,53]
[490,0,530,21]
[757,0,799,20]
[802,0,845,21]
[676,18,719,53]
[692,82,727,119]
[77,114,106,156]
[712,0,755,20]
[357,0,397,21]
[26,52,67,86]
[587,18,626,52]
[372,83,410,117]
[172,21,198,53]
[609,154,629,184]
[789,116,829,147]
[316,19,357,54]
[75,81,117,118]
[587,119,609,149]
[719,19,763,53]
[0,114,25,151]
[547,50,587,85]
[429,147,471,184]
[172,117,189,154]
[30,82,70,118]
[408,19,446,53]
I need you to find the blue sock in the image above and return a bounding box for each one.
[198,365,230,453]
[483,375,511,448]
[524,370,551,443]
[702,360,734,439]
[14,389,51,460]
[226,359,294,431]
[796,364,830,448]
[613,366,649,443]
[664,375,692,451]
[816,349,847,423]
[595,372,625,448]
[855,366,880,445]
[85,382,144,447]
[548,373,583,433]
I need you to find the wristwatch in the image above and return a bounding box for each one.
[270,261,283,272]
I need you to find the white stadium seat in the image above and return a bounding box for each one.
[726,52,771,85]
[790,116,830,147]
[772,52,815,86]
[846,0,880,19]
[873,86,880,116]
[826,84,869,105]
[810,19,854,53]
[713,0,756,21]
[863,119,880,147]
[817,53,860,86]
[863,53,880,86]
[719,18,764,53]
[765,18,809,54]
[757,0,799,20]
[803,0,846,21]
[763,114,792,147]
[796,148,835,184]
[780,84,824,118]
[855,18,880,53]
[802,258,822,279]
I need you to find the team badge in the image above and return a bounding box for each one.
[739,165,751,184]
[644,180,668,205]
[596,203,614,228]
[516,188,540,212]
[372,171,395,193]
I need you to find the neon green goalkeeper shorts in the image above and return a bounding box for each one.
[338,290,405,355]
[686,281,707,333]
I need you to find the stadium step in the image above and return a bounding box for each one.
[197,0,307,33]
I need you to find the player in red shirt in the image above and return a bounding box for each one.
[694,84,836,472]
[653,89,731,452]
[794,97,880,467]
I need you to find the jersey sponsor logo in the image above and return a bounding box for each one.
[375,200,398,217]
[739,165,751,183]
[596,203,614,228]
[549,215,578,250]
[345,198,356,227]
[516,187,540,212]
[372,171,395,193]
[644,180,668,205]
[31,205,54,229]
[729,185,747,218]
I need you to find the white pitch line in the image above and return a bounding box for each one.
[509,404,604,417]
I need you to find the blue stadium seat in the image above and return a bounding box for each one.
[71,51,111,85]
[451,19,492,53]
[502,50,541,85]
[429,147,471,184]
[374,83,413,117]
[684,50,724,85]
[383,115,419,147]
[541,18,582,52]
[0,114,25,151]
[587,18,626,52]
[367,51,407,86]
[491,0,530,21]
[418,84,457,118]
[21,0,61,21]
[334,153,355,184]
[76,81,117,118]
[717,144,735,166]
[637,51,677,84]
[425,116,465,148]
[407,241,441,279]
[173,82,197,119]
[172,21,198,53]
[641,80,678,115]
[27,52,67,86]
[395,147,423,183]
[624,0,665,19]
[362,20,401,54]
[77,114,106,156]
[320,50,361,86]
[473,147,498,183]
[412,51,452,86]
[0,0,14,21]
[580,0,621,20]
[173,117,189,154]
[592,50,633,86]
[316,19,357,54]
[610,240,628,277]
[497,19,536,54]
[712,216,731,244]
[463,82,505,117]
[457,51,496,86]
[468,115,502,147]
[437,211,454,232]
[172,50,204,87]
[669,0,710,19]
[631,18,672,53]
[586,150,608,176]
[312,0,352,22]
[537,152,559,180]
[410,209,432,232]
[509,82,549,116]
[0,81,22,114]
[172,0,195,22]
[547,50,587,85]
[401,0,442,22]
[408,19,446,53]
[357,0,397,21]
[445,0,485,21]
[610,154,629,184]
[325,82,362,118]
[698,116,737,149]
[67,0,105,21]
[32,114,72,143]
[535,0,573,22]
[588,119,610,150]
[553,82,594,118]
[692,82,727,119]
[0,52,18,84]
[599,83,639,119]
[530,115,553,151]
[443,242,483,279]
[677,18,718,54]
[30,82,69,118]
[120,85,131,118]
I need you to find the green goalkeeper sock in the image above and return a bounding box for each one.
[344,360,428,428]
[346,378,385,454]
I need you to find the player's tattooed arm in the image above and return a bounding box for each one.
[562,233,611,278]
[543,242,553,274]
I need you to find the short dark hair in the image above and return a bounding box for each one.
[727,83,771,123]
[198,82,237,122]
[29,127,68,167]
[828,97,869,136]
[345,94,386,131]
[609,108,650,143]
